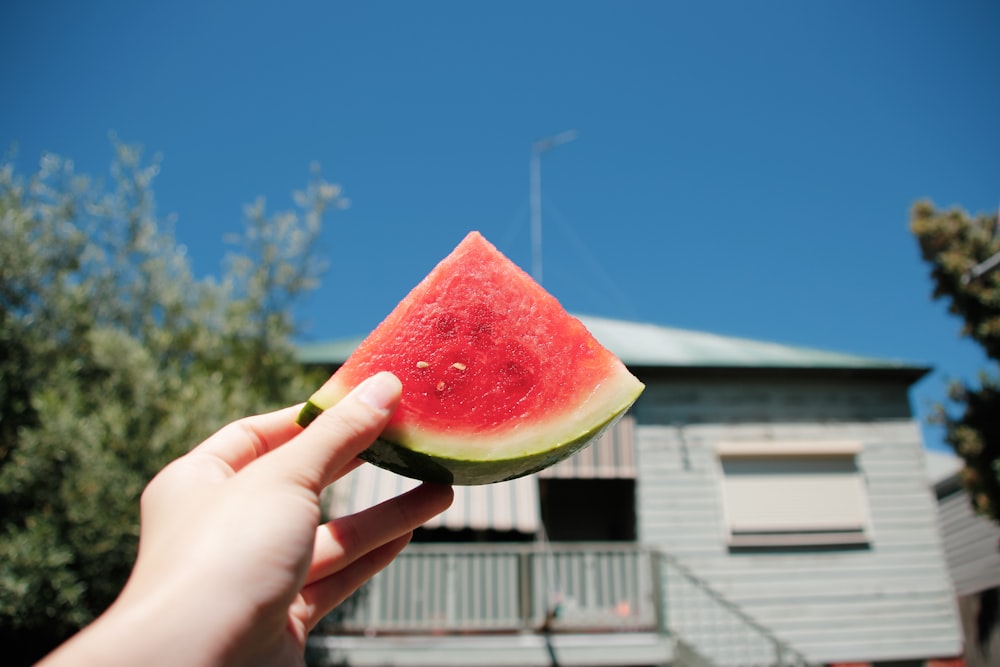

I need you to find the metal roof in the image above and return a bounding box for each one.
[576,315,924,371]
[297,314,928,374]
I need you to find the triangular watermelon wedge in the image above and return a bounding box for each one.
[298,231,644,485]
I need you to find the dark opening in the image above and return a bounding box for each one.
[539,478,636,542]
[411,527,533,543]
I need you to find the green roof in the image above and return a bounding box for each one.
[296,314,928,374]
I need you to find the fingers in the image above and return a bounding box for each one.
[299,533,414,631]
[189,404,304,474]
[296,482,453,630]
[263,372,403,493]
[306,482,454,586]
[182,372,402,488]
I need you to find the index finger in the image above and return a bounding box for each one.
[191,404,305,474]
[262,372,402,492]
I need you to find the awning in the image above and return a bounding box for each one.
[326,414,636,534]
[539,414,636,479]
[328,465,541,534]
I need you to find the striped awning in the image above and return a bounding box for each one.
[539,414,636,479]
[326,414,636,533]
[328,465,541,533]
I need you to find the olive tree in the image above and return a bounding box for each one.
[0,140,345,664]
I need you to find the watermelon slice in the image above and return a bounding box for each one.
[298,231,644,485]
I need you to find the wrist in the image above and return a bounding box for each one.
[38,579,232,667]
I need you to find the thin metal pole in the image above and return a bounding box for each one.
[963,250,1000,284]
[961,204,1000,284]
[529,130,577,286]
[530,148,543,285]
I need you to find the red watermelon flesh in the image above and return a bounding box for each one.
[298,231,644,485]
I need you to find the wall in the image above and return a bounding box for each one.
[633,371,962,664]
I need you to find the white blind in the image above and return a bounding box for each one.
[719,452,870,547]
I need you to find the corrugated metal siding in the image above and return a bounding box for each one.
[937,487,1000,596]
[634,378,962,664]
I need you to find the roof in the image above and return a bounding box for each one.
[577,315,924,371]
[924,448,964,489]
[297,314,929,375]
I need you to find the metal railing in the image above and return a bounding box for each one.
[656,551,814,667]
[319,542,657,634]
[315,542,817,666]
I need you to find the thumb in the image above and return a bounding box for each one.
[264,372,402,492]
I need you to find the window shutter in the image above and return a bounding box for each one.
[717,442,871,548]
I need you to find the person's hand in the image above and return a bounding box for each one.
[39,371,453,667]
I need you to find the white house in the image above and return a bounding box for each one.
[301,315,963,666]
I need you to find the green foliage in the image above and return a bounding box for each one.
[0,140,344,664]
[911,200,1000,522]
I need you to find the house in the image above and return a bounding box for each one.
[926,449,1000,667]
[301,315,963,666]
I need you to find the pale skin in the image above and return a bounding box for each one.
[38,371,453,667]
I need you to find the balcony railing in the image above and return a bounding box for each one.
[319,542,658,634]
[315,543,816,667]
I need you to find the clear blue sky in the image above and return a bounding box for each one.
[3,1,999,452]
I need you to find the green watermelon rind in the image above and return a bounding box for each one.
[358,405,632,485]
[296,394,638,485]
[297,401,325,429]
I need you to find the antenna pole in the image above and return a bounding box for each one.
[529,130,578,286]
[530,148,543,284]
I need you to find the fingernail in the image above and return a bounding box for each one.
[355,372,401,414]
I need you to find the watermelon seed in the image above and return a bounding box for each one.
[436,381,446,391]
[416,361,430,368]
[451,362,466,371]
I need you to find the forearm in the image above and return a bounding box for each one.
[37,588,234,667]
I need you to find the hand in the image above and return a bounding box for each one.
[39,371,453,667]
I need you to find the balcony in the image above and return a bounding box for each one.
[308,543,816,667]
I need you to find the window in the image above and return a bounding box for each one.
[717,441,871,549]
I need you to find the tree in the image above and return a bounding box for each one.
[0,139,347,665]
[911,200,1000,523]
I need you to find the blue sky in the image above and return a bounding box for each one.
[3,1,999,452]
